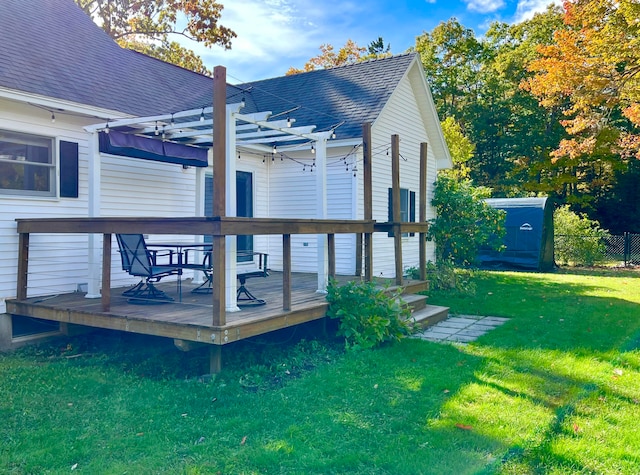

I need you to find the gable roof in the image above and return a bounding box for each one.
[238,54,417,140]
[0,0,212,117]
[0,0,444,149]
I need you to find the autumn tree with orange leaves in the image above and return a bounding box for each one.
[525,0,640,161]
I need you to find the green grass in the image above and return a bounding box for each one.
[1,268,639,474]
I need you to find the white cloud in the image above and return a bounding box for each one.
[463,0,506,14]
[514,0,563,23]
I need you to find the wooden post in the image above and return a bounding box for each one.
[328,233,335,280]
[101,233,112,312]
[209,345,222,374]
[362,123,373,281]
[391,134,403,285]
[419,142,428,281]
[283,234,291,311]
[16,232,29,301]
[212,236,226,326]
[355,233,363,277]
[212,65,227,325]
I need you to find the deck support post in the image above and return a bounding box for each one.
[225,103,240,312]
[419,142,428,281]
[209,345,222,374]
[362,123,373,282]
[16,232,29,301]
[86,131,101,299]
[101,233,112,312]
[283,234,292,311]
[315,135,328,293]
[328,233,336,280]
[212,65,227,326]
[391,134,403,285]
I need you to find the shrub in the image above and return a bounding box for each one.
[427,175,506,265]
[554,205,611,266]
[405,260,475,293]
[326,280,414,350]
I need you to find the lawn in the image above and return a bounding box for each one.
[1,268,639,474]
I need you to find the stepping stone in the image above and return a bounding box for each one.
[413,315,510,343]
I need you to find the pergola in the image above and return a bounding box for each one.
[83,66,338,311]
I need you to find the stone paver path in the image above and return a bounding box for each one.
[414,315,510,343]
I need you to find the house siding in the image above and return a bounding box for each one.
[0,99,92,312]
[0,98,204,312]
[264,146,356,275]
[361,69,438,278]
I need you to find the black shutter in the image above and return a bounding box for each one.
[59,141,78,198]
[409,191,416,236]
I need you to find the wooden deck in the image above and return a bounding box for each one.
[7,272,361,347]
[7,272,431,346]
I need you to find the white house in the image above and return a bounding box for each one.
[0,0,451,324]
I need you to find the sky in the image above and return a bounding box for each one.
[186,0,562,84]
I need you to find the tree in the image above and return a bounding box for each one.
[367,37,391,57]
[286,38,392,75]
[524,0,640,161]
[75,0,235,73]
[414,19,486,121]
[554,205,610,266]
[439,117,474,180]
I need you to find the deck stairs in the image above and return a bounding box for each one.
[385,280,449,330]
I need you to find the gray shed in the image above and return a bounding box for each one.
[479,197,554,271]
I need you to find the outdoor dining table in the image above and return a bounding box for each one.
[146,242,212,300]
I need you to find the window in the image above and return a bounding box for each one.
[388,187,416,237]
[0,130,55,196]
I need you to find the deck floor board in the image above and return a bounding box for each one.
[8,272,357,344]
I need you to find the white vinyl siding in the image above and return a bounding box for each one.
[363,70,438,278]
[265,147,356,275]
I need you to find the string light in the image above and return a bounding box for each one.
[200,107,205,122]
[170,113,175,126]
[161,126,166,141]
[105,121,110,134]
[331,131,336,139]
[50,112,55,123]
[311,144,315,154]
[154,121,159,136]
[241,95,246,108]
[287,116,292,128]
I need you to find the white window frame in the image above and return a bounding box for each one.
[0,129,56,197]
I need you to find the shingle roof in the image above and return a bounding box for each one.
[241,54,417,139]
[0,0,417,139]
[0,0,212,116]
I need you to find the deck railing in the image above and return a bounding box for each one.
[15,217,391,321]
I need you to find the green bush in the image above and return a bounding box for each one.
[405,260,475,293]
[554,205,610,266]
[427,175,506,265]
[326,280,415,350]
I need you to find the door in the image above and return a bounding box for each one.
[205,171,253,261]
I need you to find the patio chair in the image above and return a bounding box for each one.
[115,233,182,303]
[236,251,269,306]
[189,249,269,306]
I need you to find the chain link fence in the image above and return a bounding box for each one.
[556,233,640,266]
[604,233,640,266]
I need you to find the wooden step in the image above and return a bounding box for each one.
[402,280,429,295]
[411,304,449,329]
[401,293,428,312]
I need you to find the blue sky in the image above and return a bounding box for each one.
[187,0,561,83]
